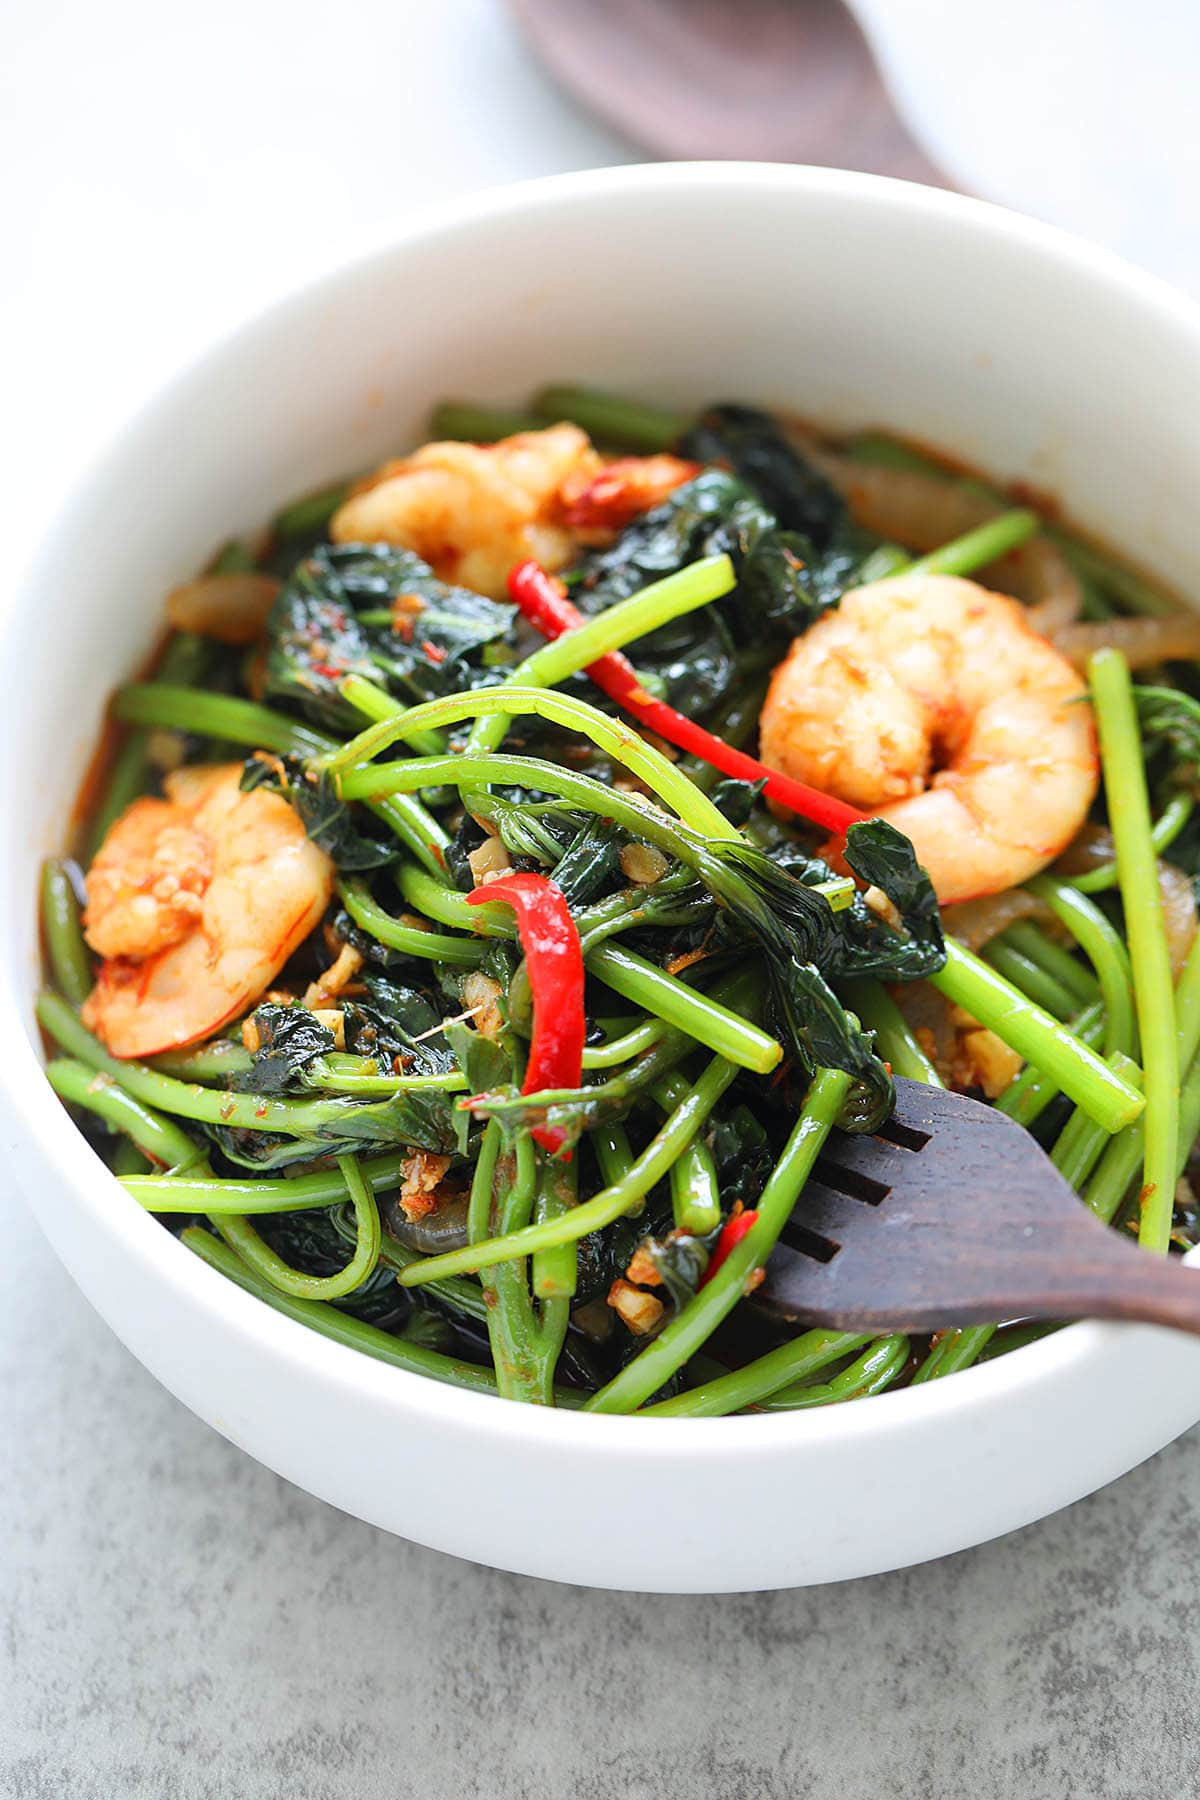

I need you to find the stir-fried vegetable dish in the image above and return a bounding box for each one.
[38,386,1200,1415]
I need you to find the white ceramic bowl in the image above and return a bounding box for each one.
[6,164,1200,1593]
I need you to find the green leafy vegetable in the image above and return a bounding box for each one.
[237,1004,335,1095]
[241,752,394,870]
[679,403,851,547]
[443,1020,509,1096]
[255,1209,409,1328]
[835,819,947,981]
[264,544,515,731]
[574,457,874,676]
[639,1229,712,1308]
[1135,685,1200,799]
[345,974,455,1077]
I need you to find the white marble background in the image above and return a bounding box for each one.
[4,3,1199,1792]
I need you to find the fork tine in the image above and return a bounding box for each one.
[784,1178,861,1246]
[817,1130,921,1188]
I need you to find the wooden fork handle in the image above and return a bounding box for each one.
[1053,1246,1200,1337]
[761,1240,1200,1338]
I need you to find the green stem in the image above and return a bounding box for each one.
[1084,931,1200,1225]
[272,481,349,539]
[40,859,93,1006]
[114,682,331,758]
[589,945,781,1073]
[591,1122,634,1188]
[112,683,449,878]
[1051,1053,1142,1190]
[993,1000,1104,1125]
[394,859,518,938]
[651,1072,723,1235]
[36,991,442,1144]
[646,1328,871,1418]
[1089,650,1178,1250]
[123,1150,409,1213]
[531,1155,579,1300]
[397,1053,741,1287]
[1025,875,1136,1057]
[488,1131,540,1392]
[336,875,486,966]
[837,978,943,1086]
[214,1151,380,1300]
[1174,929,1200,1073]
[210,540,258,574]
[149,1038,255,1082]
[337,683,739,842]
[337,671,445,756]
[1069,794,1193,893]
[467,557,734,755]
[581,1019,665,1070]
[855,545,911,583]
[531,385,685,452]
[111,1137,151,1176]
[904,510,1039,578]
[372,1234,489,1322]
[755,1334,911,1411]
[430,401,542,441]
[46,1060,207,1172]
[585,1068,852,1414]
[911,1326,998,1384]
[932,941,1143,1132]
[982,938,1080,1021]
[182,1227,577,1401]
[1001,920,1100,1009]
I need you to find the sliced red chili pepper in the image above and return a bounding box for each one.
[465,871,585,1157]
[700,1208,760,1287]
[507,560,867,835]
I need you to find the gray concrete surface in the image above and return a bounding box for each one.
[5,1199,1199,1800]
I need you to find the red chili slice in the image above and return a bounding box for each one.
[700,1208,760,1286]
[465,870,585,1158]
[507,559,867,835]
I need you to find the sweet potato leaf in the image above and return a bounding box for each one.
[235,1003,334,1096]
[264,544,515,731]
[241,752,394,870]
[343,974,456,1077]
[834,819,946,981]
[1135,685,1200,800]
[678,403,851,548]
[575,467,859,658]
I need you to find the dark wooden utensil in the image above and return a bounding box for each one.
[507,0,950,184]
[755,1078,1200,1335]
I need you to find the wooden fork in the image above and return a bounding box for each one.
[755,1078,1200,1335]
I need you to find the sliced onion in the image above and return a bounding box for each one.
[1055,830,1195,975]
[166,572,281,645]
[800,440,1085,616]
[1159,859,1198,977]
[1053,614,1200,670]
[380,1192,469,1255]
[800,442,993,547]
[1053,823,1115,877]
[940,889,1051,952]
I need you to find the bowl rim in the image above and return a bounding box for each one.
[11,159,1200,1458]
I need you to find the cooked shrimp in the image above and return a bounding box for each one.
[82,763,334,1058]
[759,574,1098,904]
[330,423,603,599]
[560,454,699,532]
